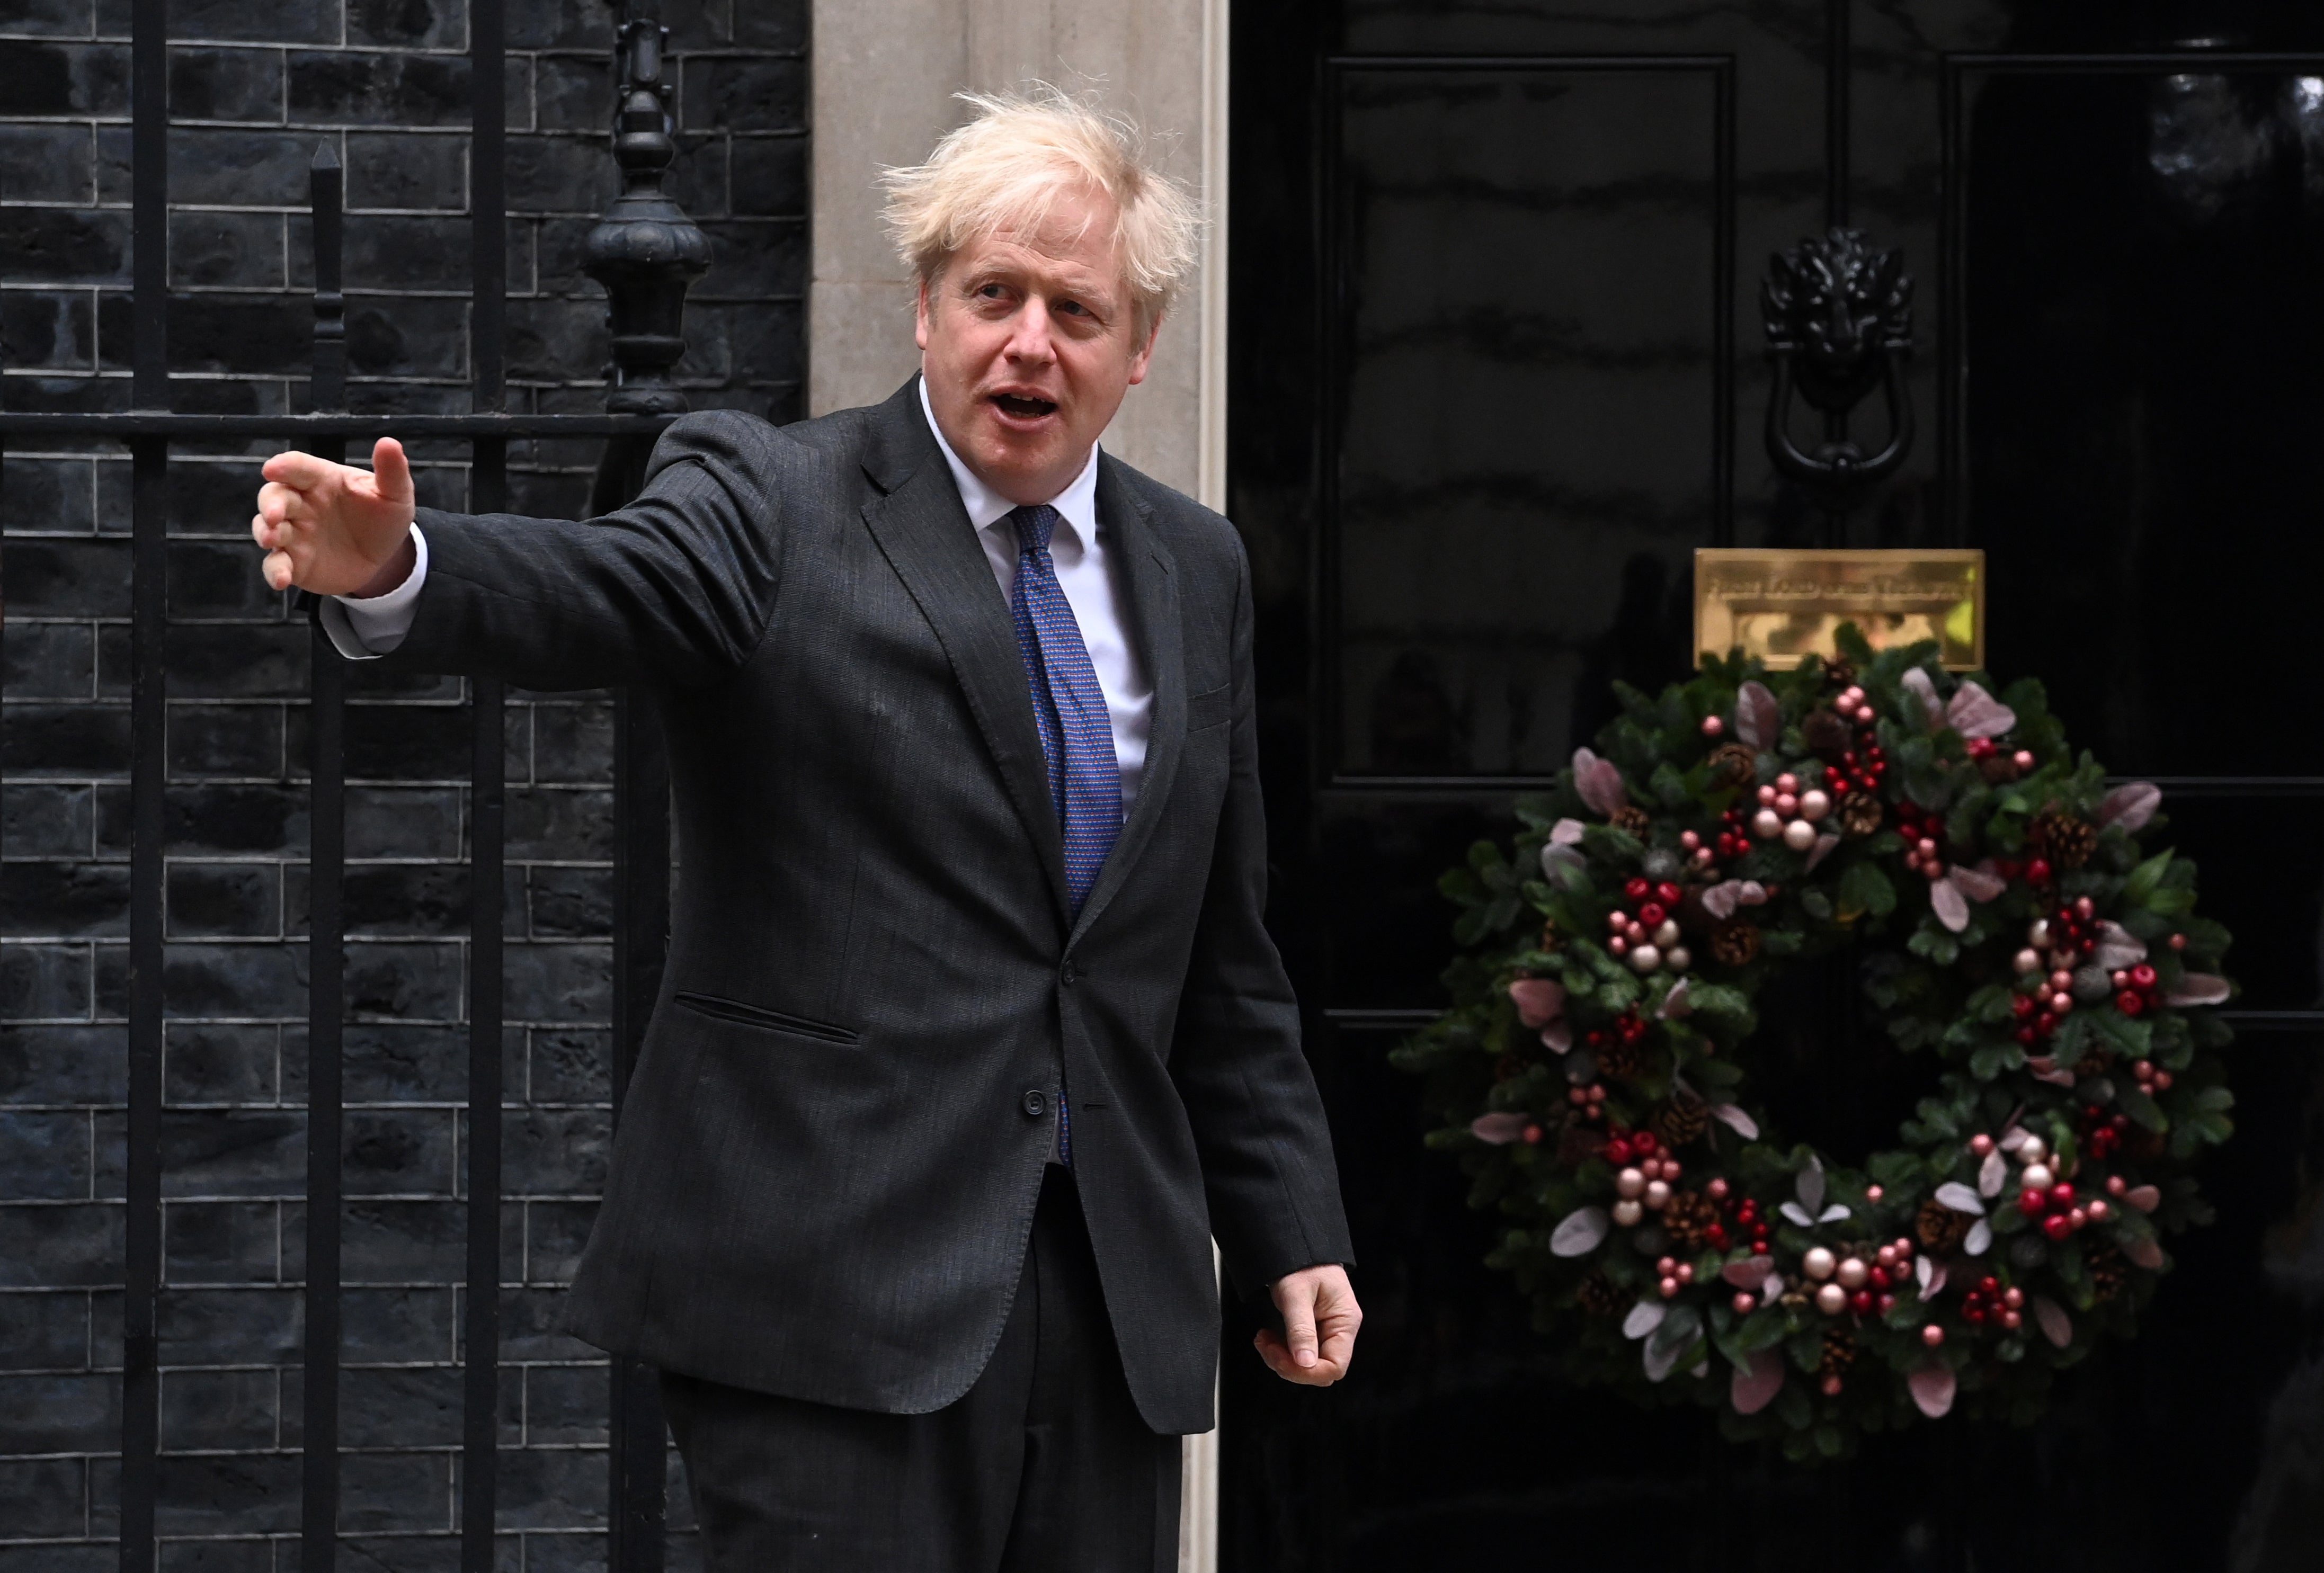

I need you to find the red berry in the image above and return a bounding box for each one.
[1979,1275,2000,1295]
[1523,1124,1543,1144]
[1606,1139,1633,1166]
[2049,1183,2074,1209]
[2015,1026,2038,1046]
[2027,857,2052,884]
[2042,1213,2074,1241]
[2130,964,2157,991]
[2117,990,2144,1016]
[1850,1290,1875,1315]
[1868,1266,1890,1290]
[1706,1225,1729,1249]
[1625,878,1651,901]
[1656,882,1683,907]
[1638,902,1666,927]
[2019,1187,2047,1217]
[1751,1240,1769,1255]
[2013,995,2037,1020]
[1752,1223,1770,1241]
[1632,1131,1658,1156]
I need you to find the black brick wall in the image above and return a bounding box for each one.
[2,0,805,1561]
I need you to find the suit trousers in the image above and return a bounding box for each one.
[661,1167,1185,1571]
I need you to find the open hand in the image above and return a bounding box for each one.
[251,436,417,595]
[1256,1264,1360,1386]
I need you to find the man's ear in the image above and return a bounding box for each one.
[1125,311,1163,387]
[914,278,931,352]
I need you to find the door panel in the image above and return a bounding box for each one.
[1230,2,2324,1567]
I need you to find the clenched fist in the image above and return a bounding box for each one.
[251,436,419,596]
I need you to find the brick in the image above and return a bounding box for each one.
[0,454,99,533]
[0,1551,111,1573]
[3,538,130,616]
[0,702,130,776]
[167,291,311,377]
[288,861,470,938]
[164,127,317,207]
[497,1107,605,1196]
[156,1284,299,1364]
[0,1024,122,1104]
[0,1203,120,1288]
[526,866,609,940]
[3,784,95,859]
[0,124,93,205]
[666,136,729,219]
[504,132,616,213]
[0,289,76,370]
[162,624,311,701]
[522,1199,594,1283]
[349,0,467,49]
[0,39,127,115]
[153,1108,304,1197]
[0,1455,87,1536]
[529,700,611,783]
[339,1197,464,1281]
[0,1370,118,1451]
[168,209,286,290]
[166,862,278,939]
[290,50,471,127]
[345,130,468,211]
[339,1447,454,1533]
[532,55,610,135]
[166,0,339,44]
[681,55,805,134]
[344,1284,454,1362]
[345,1107,457,1196]
[501,943,608,1024]
[315,1022,465,1105]
[168,45,286,123]
[346,294,472,378]
[154,1451,299,1536]
[0,1111,92,1199]
[165,540,279,622]
[520,1361,606,1445]
[157,1540,273,1573]
[338,1363,461,1447]
[345,785,462,860]
[1,861,128,939]
[343,212,475,292]
[523,1028,606,1104]
[698,297,802,387]
[167,704,285,778]
[0,1290,90,1370]
[530,1532,624,1573]
[0,208,131,285]
[504,294,603,382]
[0,1,94,37]
[159,941,302,1017]
[166,1022,279,1104]
[497,1442,603,1530]
[5,621,96,699]
[164,1199,279,1284]
[92,941,129,1017]
[160,1366,278,1451]
[494,1286,590,1363]
[504,787,610,861]
[731,135,806,217]
[344,939,465,1020]
[163,783,309,856]
[0,946,96,1022]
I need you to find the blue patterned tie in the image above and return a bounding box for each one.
[1005,504,1122,1166]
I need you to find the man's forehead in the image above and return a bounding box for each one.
[953,215,1125,291]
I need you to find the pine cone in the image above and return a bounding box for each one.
[1595,1035,1645,1082]
[1610,805,1653,839]
[1916,1199,1974,1254]
[1709,920,1761,967]
[1823,661,1857,691]
[1818,1327,1859,1379]
[1662,1188,1718,1247]
[2087,1244,2129,1303]
[1575,1269,1625,1317]
[1651,1094,1711,1150]
[1979,753,2023,785]
[1706,742,1758,787]
[2033,809,2098,871]
[1802,709,1853,763]
[2073,1051,2110,1079]
[1839,791,1884,837]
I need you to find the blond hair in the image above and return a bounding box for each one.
[883,86,1200,334]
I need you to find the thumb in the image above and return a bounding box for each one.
[1279,1288,1319,1369]
[370,436,413,506]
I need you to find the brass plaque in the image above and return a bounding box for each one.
[1694,549,1985,671]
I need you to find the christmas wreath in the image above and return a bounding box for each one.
[1392,629,2236,1460]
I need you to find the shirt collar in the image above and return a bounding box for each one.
[918,375,1101,554]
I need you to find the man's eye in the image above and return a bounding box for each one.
[1055,300,1087,317]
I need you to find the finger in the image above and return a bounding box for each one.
[370,436,413,506]
[263,548,296,592]
[1316,1312,1358,1376]
[256,480,313,529]
[1254,1328,1341,1386]
[262,450,341,490]
[1278,1293,1320,1370]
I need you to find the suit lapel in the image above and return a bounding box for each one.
[1068,458,1184,944]
[857,385,1073,924]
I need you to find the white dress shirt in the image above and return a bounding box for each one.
[325,382,1156,803]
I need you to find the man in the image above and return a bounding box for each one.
[250,90,1358,1569]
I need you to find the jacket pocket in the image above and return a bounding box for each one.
[673,991,861,1045]
[1186,682,1233,732]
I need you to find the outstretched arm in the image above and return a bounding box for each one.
[252,436,420,596]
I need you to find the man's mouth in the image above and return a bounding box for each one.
[990,392,1058,420]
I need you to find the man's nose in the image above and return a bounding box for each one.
[1004,299,1058,364]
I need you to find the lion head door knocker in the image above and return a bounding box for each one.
[1762,228,1916,514]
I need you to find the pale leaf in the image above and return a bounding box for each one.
[2099,781,2162,832]
[1951,862,2008,902]
[1542,1020,1573,1054]
[2034,1296,2073,1349]
[1908,1364,1957,1418]
[1979,1149,2008,1198]
[1711,1104,1760,1139]
[1550,817,1587,845]
[1797,1157,1826,1213]
[1730,1348,1786,1416]
[1820,1204,1853,1224]
[1470,1112,1529,1146]
[2095,920,2149,970]
[1700,881,1743,921]
[2126,1185,2160,1213]
[1738,880,1769,906]
[1780,1201,1816,1228]
[1901,667,1944,731]
[1999,1125,2032,1154]
[2125,1236,2166,1269]
[1934,1183,1986,1216]
[1930,878,1971,933]
[1551,1206,1610,1257]
[1735,681,1780,750]
[1964,1219,1993,1256]
[2166,974,2231,1007]
[1508,978,1565,1029]
[1572,748,1630,817]
[1623,1301,1667,1340]
[1658,979,1692,1020]
[1722,1256,1776,1290]
[1945,680,2017,740]
[1806,832,1841,871]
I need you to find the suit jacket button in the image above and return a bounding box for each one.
[1021,1089,1048,1118]
[1059,959,1078,986]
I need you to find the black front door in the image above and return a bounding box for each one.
[1226,2,2324,1567]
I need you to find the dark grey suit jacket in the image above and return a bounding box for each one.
[371,378,1351,1433]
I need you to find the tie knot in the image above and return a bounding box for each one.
[1008,503,1060,556]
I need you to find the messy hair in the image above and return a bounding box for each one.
[882,86,1201,334]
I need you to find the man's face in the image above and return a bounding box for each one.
[915,184,1159,506]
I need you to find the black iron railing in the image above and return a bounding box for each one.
[0,2,704,1566]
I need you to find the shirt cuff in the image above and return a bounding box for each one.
[320,523,428,659]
